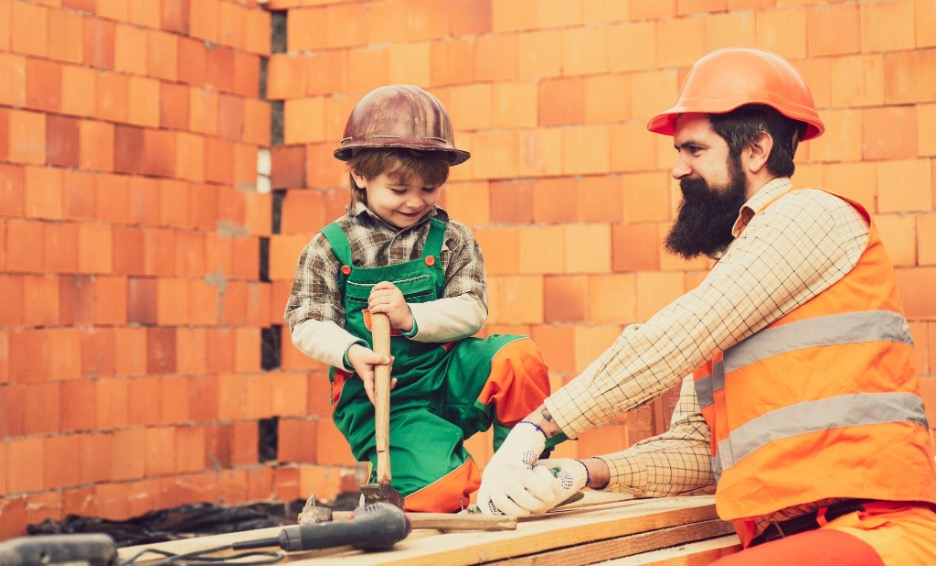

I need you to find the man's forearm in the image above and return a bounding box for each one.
[524,405,612,489]
[525,405,565,438]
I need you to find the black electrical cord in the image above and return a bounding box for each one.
[119,543,284,566]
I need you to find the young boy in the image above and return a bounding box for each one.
[284,85,560,513]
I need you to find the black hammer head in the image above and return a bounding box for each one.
[360,482,405,510]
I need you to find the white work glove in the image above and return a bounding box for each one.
[477,421,552,516]
[526,458,592,514]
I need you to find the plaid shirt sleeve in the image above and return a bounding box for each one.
[545,180,869,440]
[283,231,345,332]
[598,375,716,496]
[440,219,488,307]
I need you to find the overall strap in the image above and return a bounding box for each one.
[422,217,447,260]
[321,222,353,266]
[321,222,354,294]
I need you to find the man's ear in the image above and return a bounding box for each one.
[350,170,367,189]
[745,131,773,174]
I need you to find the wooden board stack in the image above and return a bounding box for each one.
[119,493,742,565]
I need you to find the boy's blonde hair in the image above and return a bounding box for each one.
[347,149,450,209]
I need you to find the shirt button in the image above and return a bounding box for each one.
[341,265,352,275]
[425,256,435,267]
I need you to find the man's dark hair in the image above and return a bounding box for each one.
[708,105,808,178]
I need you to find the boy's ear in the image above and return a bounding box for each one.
[350,170,367,189]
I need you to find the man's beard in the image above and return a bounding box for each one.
[665,157,748,259]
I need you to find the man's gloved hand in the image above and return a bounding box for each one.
[476,421,552,516]
[526,458,591,514]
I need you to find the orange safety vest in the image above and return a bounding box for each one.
[693,190,936,538]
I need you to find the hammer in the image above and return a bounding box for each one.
[360,312,405,509]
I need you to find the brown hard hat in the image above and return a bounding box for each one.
[334,85,470,165]
[648,47,824,141]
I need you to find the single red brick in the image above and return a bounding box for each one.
[45,114,79,167]
[43,222,79,273]
[7,219,43,273]
[114,328,147,377]
[96,173,133,225]
[161,0,190,34]
[59,274,94,324]
[8,329,47,382]
[94,275,127,325]
[206,45,235,93]
[83,18,115,69]
[189,374,219,422]
[160,82,189,131]
[159,376,190,424]
[177,36,206,85]
[278,418,317,463]
[127,376,162,427]
[147,327,176,375]
[0,164,25,218]
[142,129,176,178]
[61,374,98,431]
[0,384,25,437]
[145,427,176,477]
[0,275,23,326]
[44,435,79,489]
[61,170,96,221]
[6,437,44,493]
[95,378,128,429]
[270,145,307,189]
[78,432,113,484]
[174,425,206,473]
[112,226,145,276]
[113,125,144,174]
[231,420,258,466]
[111,428,146,481]
[22,382,60,435]
[25,58,62,113]
[80,326,117,380]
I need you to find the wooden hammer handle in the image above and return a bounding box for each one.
[371,312,392,485]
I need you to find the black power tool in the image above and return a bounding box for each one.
[234,502,411,553]
[0,534,117,566]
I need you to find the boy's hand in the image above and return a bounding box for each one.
[368,282,414,332]
[346,344,396,405]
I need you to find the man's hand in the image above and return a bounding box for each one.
[346,344,395,405]
[477,422,553,516]
[526,459,591,514]
[368,282,414,332]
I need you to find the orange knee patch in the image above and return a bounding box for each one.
[477,338,551,426]
[404,459,481,513]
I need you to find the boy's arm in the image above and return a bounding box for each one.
[407,294,486,342]
[285,233,357,367]
[290,319,365,371]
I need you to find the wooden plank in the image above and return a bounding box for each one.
[118,495,721,566]
[289,496,719,565]
[605,535,742,565]
[486,519,735,566]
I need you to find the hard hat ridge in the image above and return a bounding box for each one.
[334,85,470,165]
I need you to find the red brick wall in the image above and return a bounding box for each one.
[3,0,936,539]
[0,0,287,538]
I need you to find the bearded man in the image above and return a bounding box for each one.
[476,48,936,566]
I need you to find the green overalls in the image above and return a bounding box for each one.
[322,217,554,512]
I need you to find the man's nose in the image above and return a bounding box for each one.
[671,156,691,180]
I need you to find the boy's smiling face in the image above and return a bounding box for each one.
[352,171,441,229]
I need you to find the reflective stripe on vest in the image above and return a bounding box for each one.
[711,391,929,480]
[697,309,920,479]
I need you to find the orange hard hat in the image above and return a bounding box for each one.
[334,85,470,165]
[647,48,824,141]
